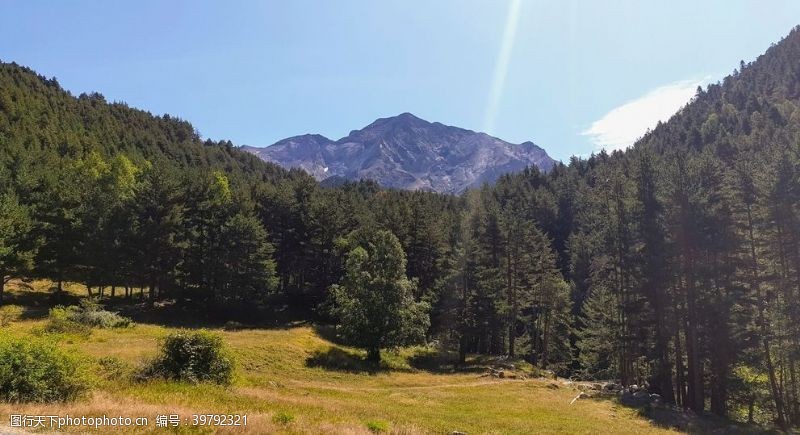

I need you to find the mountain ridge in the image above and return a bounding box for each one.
[243,113,556,193]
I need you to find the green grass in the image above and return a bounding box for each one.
[0,281,680,434]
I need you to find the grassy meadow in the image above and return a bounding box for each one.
[0,281,685,434]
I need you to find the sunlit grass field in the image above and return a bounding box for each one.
[0,281,678,434]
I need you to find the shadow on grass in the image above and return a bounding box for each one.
[4,282,310,331]
[609,398,779,434]
[310,324,506,375]
[305,347,386,374]
[4,287,81,320]
[312,324,348,346]
[109,299,310,331]
[406,353,494,374]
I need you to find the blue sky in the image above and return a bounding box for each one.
[2,1,799,161]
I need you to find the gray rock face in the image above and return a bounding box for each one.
[242,113,556,194]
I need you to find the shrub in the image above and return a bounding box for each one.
[272,411,295,425]
[365,420,389,433]
[44,300,132,333]
[0,337,89,402]
[0,305,23,327]
[44,306,91,336]
[72,307,133,328]
[97,356,130,381]
[69,299,133,328]
[142,330,233,385]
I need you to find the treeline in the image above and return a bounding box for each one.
[2,26,800,428]
[565,28,800,426]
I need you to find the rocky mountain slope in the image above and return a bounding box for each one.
[243,113,555,193]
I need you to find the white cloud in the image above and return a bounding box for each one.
[582,77,710,151]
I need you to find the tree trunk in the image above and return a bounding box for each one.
[763,336,787,428]
[0,275,5,305]
[459,270,469,365]
[507,316,515,357]
[458,334,467,365]
[685,300,703,413]
[683,250,703,413]
[789,362,799,425]
[745,204,787,428]
[708,253,730,417]
[506,238,515,358]
[367,347,381,364]
[541,311,551,368]
[674,324,686,408]
[653,294,675,404]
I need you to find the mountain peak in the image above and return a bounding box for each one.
[245,115,556,194]
[362,112,429,129]
[397,112,420,120]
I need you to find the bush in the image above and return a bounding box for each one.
[69,299,133,328]
[45,300,132,333]
[272,411,295,425]
[365,420,389,433]
[0,337,89,402]
[44,306,91,336]
[0,305,23,327]
[72,307,133,328]
[97,356,131,381]
[142,330,233,385]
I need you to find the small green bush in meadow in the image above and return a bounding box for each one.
[365,420,389,433]
[0,337,89,402]
[272,411,295,425]
[44,306,91,335]
[0,304,23,327]
[69,299,133,328]
[45,300,133,334]
[141,330,234,385]
[97,356,131,380]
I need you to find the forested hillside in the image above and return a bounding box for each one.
[508,26,800,426]
[0,60,463,318]
[2,25,800,430]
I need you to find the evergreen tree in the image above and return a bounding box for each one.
[0,191,35,304]
[217,212,278,303]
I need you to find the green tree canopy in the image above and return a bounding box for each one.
[330,228,430,363]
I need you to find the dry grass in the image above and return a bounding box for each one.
[0,282,679,434]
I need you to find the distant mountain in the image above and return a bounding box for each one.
[243,113,556,193]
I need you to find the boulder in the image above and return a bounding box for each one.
[620,389,652,406]
[649,394,662,407]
